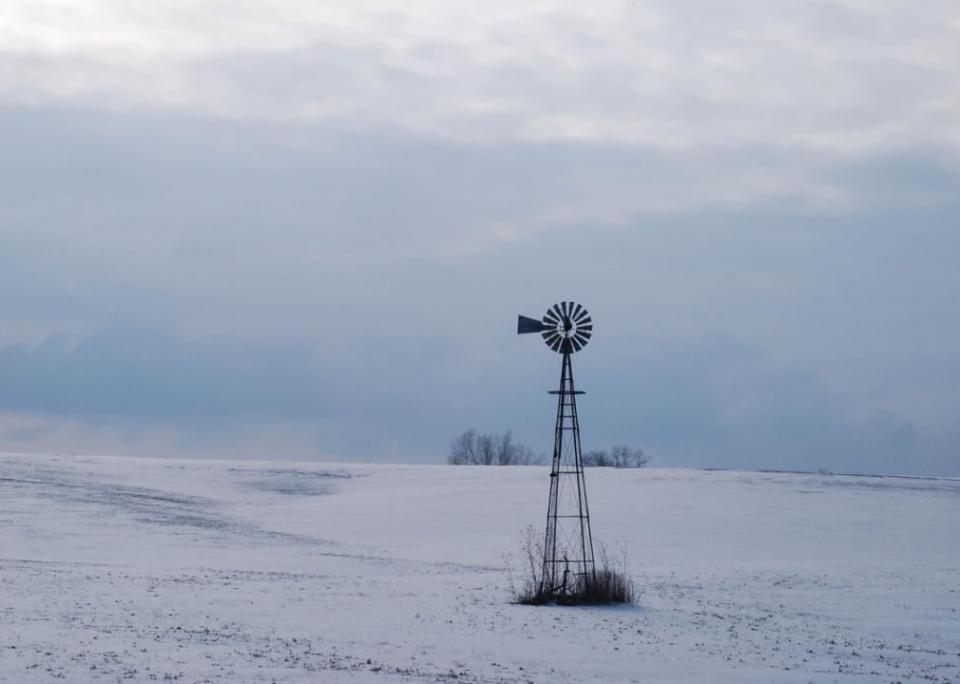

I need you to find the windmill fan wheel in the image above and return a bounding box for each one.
[541,302,591,354]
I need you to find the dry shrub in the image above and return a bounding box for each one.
[505,526,550,605]
[507,528,635,606]
[572,567,634,605]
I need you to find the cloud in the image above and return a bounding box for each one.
[2,320,954,474]
[2,1,957,151]
[1,4,959,474]
[0,326,328,420]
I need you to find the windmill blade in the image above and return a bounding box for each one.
[578,330,592,340]
[517,315,547,334]
[550,336,563,352]
[571,336,584,352]
[572,303,583,320]
[577,315,592,326]
[562,301,571,317]
[552,303,564,320]
[575,309,589,323]
[578,324,593,333]
[543,311,559,326]
[574,333,590,347]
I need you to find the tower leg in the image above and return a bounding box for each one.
[541,352,596,599]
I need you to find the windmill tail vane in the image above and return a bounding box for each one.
[517,301,596,597]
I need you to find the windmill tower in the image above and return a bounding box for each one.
[517,302,596,598]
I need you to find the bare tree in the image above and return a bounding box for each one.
[496,431,513,465]
[477,432,497,464]
[582,446,650,468]
[448,429,478,465]
[448,430,541,465]
[582,449,612,467]
[611,445,650,468]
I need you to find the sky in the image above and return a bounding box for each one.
[1,1,959,475]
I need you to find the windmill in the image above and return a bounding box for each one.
[517,302,596,598]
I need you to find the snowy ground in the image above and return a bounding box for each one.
[1,453,958,683]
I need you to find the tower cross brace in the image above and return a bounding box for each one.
[541,350,596,596]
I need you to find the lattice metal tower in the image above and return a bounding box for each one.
[517,302,596,598]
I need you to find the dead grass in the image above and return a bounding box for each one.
[507,527,635,606]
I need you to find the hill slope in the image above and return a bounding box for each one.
[1,453,958,682]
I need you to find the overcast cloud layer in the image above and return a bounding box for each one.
[2,1,959,475]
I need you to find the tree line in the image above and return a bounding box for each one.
[448,430,649,468]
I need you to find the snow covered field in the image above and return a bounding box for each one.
[1,452,958,683]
